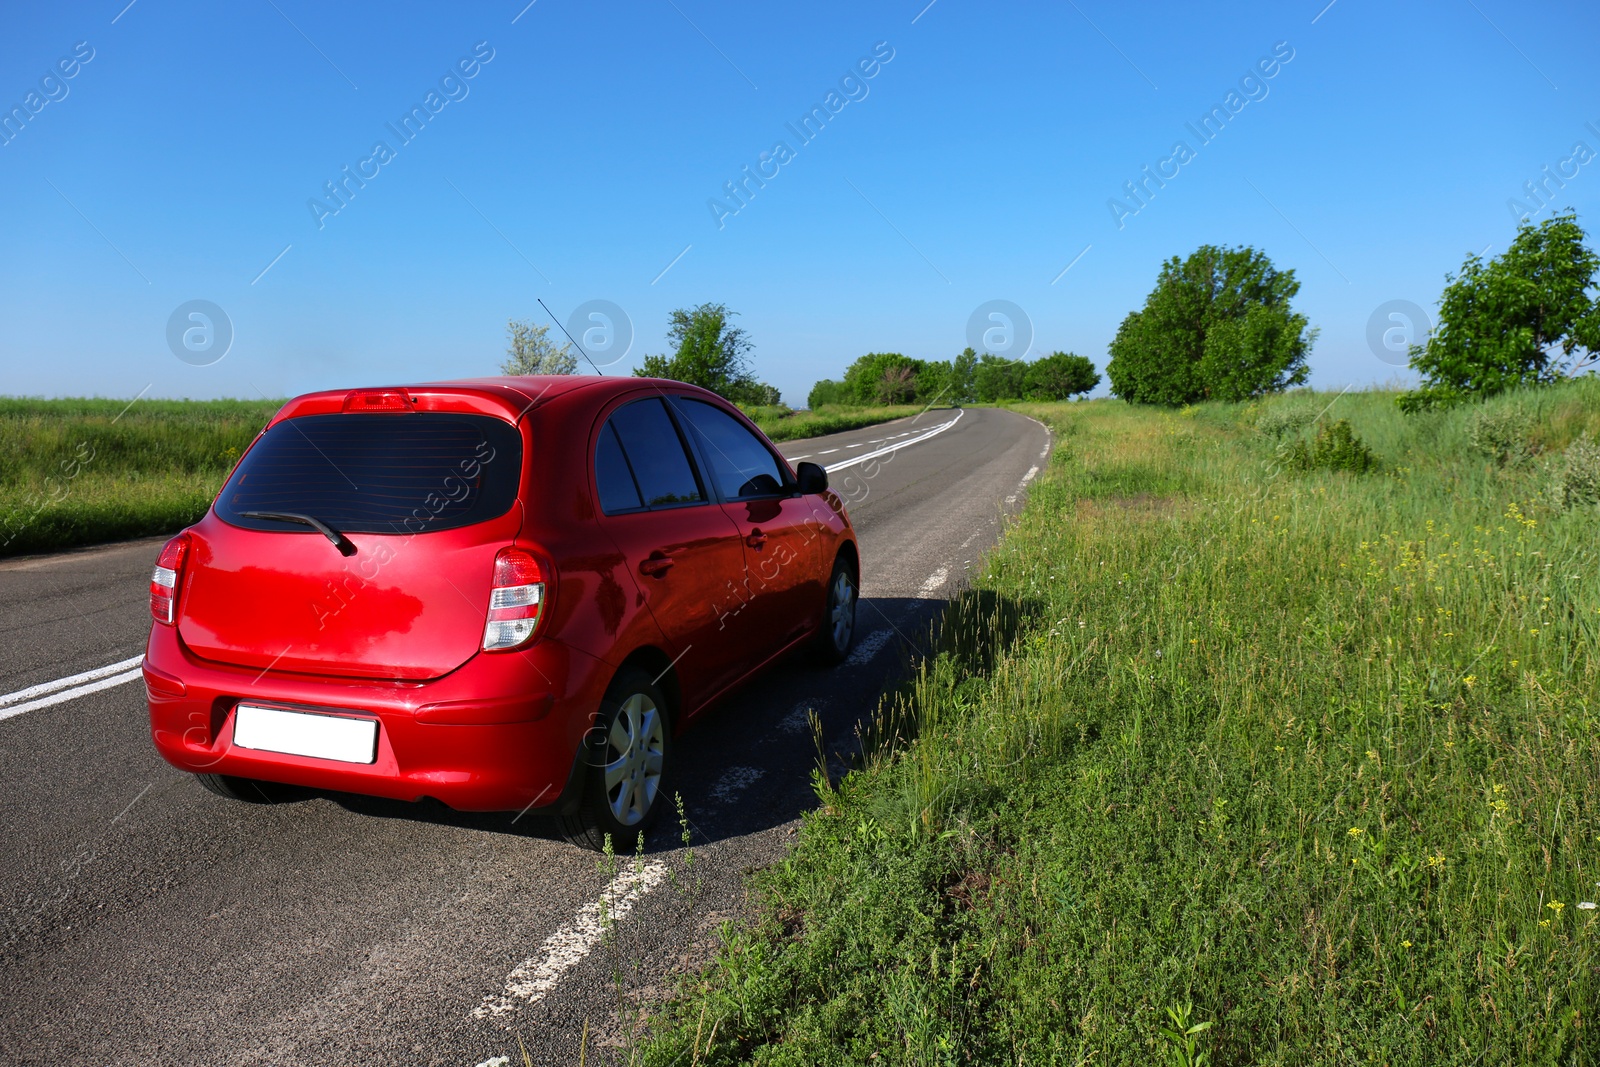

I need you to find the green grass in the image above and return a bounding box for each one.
[0,397,282,557]
[642,381,1600,1065]
[744,403,926,443]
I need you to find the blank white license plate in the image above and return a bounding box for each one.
[233,704,378,764]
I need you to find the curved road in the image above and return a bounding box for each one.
[0,405,1048,1066]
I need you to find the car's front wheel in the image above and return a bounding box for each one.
[559,669,672,850]
[815,554,858,665]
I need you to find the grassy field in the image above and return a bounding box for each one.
[0,398,282,557]
[0,397,920,557]
[641,381,1600,1065]
[743,403,924,442]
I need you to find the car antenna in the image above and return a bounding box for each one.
[537,298,605,375]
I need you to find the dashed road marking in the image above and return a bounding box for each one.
[710,765,766,803]
[845,629,893,668]
[780,700,822,733]
[918,566,949,597]
[818,448,839,454]
[473,861,668,1019]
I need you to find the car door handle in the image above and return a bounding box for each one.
[745,528,767,549]
[639,554,675,578]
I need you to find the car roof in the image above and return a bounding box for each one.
[267,375,719,426]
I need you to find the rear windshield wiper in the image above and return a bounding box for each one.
[238,511,357,557]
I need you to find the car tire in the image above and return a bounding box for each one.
[558,669,673,851]
[194,772,292,803]
[815,554,858,665]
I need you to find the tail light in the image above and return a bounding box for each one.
[482,548,545,651]
[150,533,191,625]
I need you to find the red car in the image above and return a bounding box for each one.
[143,377,859,847]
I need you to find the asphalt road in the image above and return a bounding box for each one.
[0,405,1049,1066]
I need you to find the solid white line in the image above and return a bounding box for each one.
[0,668,144,723]
[845,629,893,668]
[1,655,144,707]
[918,566,948,597]
[474,861,668,1018]
[824,410,965,474]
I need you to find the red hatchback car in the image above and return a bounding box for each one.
[143,377,860,847]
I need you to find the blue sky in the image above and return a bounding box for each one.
[2,0,1597,405]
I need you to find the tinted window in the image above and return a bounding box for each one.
[676,399,788,499]
[216,413,522,534]
[594,421,643,513]
[606,399,704,508]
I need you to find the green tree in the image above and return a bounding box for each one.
[1106,245,1312,406]
[807,379,849,408]
[636,303,760,401]
[501,319,577,375]
[841,353,922,405]
[973,355,1028,402]
[1400,213,1600,411]
[1024,352,1101,400]
[949,347,978,403]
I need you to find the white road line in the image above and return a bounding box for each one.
[817,448,840,454]
[1004,464,1041,507]
[0,669,145,722]
[1,655,144,706]
[779,700,822,733]
[846,442,864,447]
[959,530,981,549]
[709,765,765,803]
[845,629,893,667]
[824,410,965,474]
[788,454,810,460]
[918,566,949,598]
[473,861,668,1019]
[0,656,146,723]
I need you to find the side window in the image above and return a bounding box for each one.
[594,421,643,513]
[675,398,788,500]
[605,398,705,508]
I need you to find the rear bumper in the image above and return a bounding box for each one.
[143,624,608,812]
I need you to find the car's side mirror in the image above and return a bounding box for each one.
[795,461,828,495]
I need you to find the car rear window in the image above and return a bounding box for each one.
[216,413,523,535]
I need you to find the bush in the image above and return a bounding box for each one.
[1254,402,1318,439]
[1546,433,1600,510]
[1280,419,1377,474]
[1465,403,1537,465]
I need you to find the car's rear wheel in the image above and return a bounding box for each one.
[194,773,293,803]
[559,669,672,851]
[816,554,858,665]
